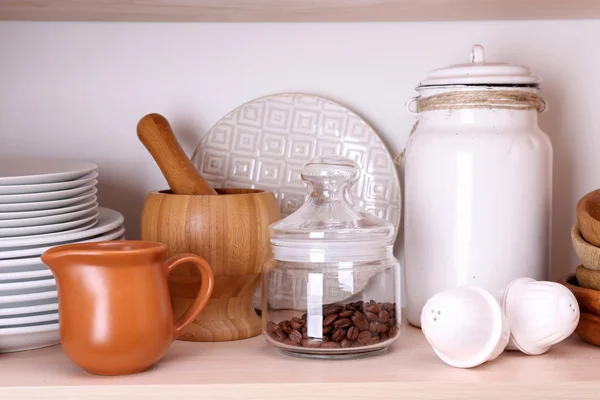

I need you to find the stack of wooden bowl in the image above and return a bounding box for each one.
[561,189,600,345]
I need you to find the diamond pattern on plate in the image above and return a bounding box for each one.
[192,93,401,229]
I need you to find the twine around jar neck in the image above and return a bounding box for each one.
[394,90,546,164]
[415,90,546,113]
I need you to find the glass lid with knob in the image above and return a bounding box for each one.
[269,156,395,262]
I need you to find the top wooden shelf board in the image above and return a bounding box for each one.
[1,0,600,22]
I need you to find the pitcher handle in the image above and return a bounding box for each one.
[165,254,215,340]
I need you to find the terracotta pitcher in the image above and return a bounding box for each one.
[41,241,214,376]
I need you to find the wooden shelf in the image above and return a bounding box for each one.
[1,326,599,399]
[1,0,600,22]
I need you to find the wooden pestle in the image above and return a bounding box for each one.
[137,113,217,195]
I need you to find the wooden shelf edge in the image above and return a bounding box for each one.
[1,0,600,22]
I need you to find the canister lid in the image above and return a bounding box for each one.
[419,45,542,87]
[269,156,395,262]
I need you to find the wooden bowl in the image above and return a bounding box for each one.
[577,189,600,247]
[576,265,600,291]
[559,273,600,346]
[571,224,600,271]
[141,188,281,342]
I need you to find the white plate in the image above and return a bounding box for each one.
[0,322,59,353]
[0,210,99,238]
[191,93,401,228]
[0,311,58,326]
[0,202,98,228]
[0,217,98,248]
[0,289,57,306]
[0,268,53,281]
[0,171,98,195]
[0,223,125,259]
[0,278,56,295]
[0,197,97,220]
[0,301,57,316]
[0,256,46,269]
[0,158,96,185]
[0,187,97,212]
[0,179,97,204]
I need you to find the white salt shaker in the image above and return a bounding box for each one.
[404,45,553,326]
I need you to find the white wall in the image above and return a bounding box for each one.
[1,20,599,279]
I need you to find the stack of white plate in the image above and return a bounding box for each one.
[0,159,126,353]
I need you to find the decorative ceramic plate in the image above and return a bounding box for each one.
[191,93,401,228]
[0,159,96,185]
[0,171,98,195]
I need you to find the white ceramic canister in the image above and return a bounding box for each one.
[403,45,553,326]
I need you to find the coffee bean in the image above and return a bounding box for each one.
[301,313,307,321]
[345,303,357,311]
[274,327,287,341]
[365,311,379,322]
[367,336,381,345]
[290,317,304,330]
[323,313,338,326]
[323,304,343,316]
[379,323,389,333]
[289,329,302,344]
[379,309,390,324]
[339,309,354,318]
[333,318,352,330]
[283,339,300,347]
[381,302,394,312]
[352,311,369,331]
[269,332,283,342]
[380,332,389,341]
[280,322,292,335]
[341,338,354,348]
[302,329,308,339]
[331,328,347,342]
[321,341,341,349]
[322,336,330,342]
[387,317,396,327]
[266,321,278,333]
[365,303,380,314]
[301,339,322,348]
[347,326,359,340]
[352,340,363,347]
[358,331,372,345]
[350,301,364,311]
[389,325,399,337]
[369,321,380,334]
[322,325,332,335]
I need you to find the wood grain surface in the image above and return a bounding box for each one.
[137,113,217,196]
[1,0,600,21]
[140,188,280,341]
[1,327,599,399]
[577,189,600,247]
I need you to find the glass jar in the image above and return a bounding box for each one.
[403,45,552,326]
[262,156,401,359]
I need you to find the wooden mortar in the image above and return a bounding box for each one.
[141,188,280,342]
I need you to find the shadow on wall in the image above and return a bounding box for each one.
[96,180,146,240]
[539,84,573,280]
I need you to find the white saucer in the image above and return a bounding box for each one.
[0,187,97,212]
[0,322,60,353]
[0,311,58,326]
[0,197,97,221]
[0,299,58,316]
[0,171,98,195]
[0,278,56,295]
[0,217,98,248]
[0,289,57,306]
[0,202,98,228]
[0,210,98,238]
[0,268,53,281]
[0,223,125,259]
[0,159,96,185]
[0,180,97,204]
